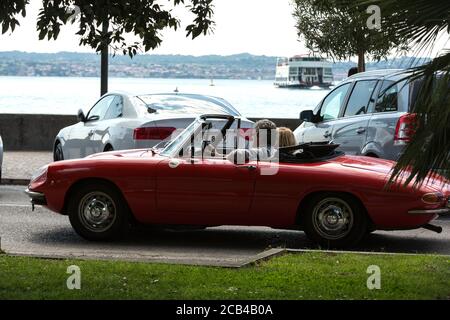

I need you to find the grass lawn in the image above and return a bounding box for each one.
[0,252,448,300]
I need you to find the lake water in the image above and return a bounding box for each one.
[0,76,330,118]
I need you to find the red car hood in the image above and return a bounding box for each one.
[333,155,395,175]
[332,155,449,193]
[86,149,156,159]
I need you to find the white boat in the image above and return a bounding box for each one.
[275,54,334,89]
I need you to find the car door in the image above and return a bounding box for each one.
[365,79,409,160]
[331,80,378,155]
[91,95,124,152]
[67,95,115,158]
[300,83,352,143]
[155,157,257,226]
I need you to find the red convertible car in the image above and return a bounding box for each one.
[26,115,449,248]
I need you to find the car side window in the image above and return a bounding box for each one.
[104,96,123,120]
[87,95,115,121]
[343,80,378,117]
[375,80,398,113]
[320,83,351,121]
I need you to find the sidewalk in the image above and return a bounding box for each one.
[1,152,53,185]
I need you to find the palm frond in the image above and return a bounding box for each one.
[356,0,450,185]
[390,51,450,186]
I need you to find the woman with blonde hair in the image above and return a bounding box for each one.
[278,127,296,148]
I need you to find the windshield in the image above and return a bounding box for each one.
[160,119,201,157]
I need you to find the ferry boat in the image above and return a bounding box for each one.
[275,55,334,89]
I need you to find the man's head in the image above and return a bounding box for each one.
[253,119,277,148]
[348,67,358,77]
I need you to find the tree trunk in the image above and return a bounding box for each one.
[357,51,366,73]
[100,19,109,96]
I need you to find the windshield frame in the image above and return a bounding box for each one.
[159,114,238,159]
[159,118,203,158]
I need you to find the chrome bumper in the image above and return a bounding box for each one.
[24,188,47,206]
[408,208,450,216]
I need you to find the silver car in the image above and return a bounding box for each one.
[295,69,418,160]
[55,92,254,160]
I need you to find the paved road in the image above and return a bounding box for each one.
[0,185,449,267]
[2,152,52,181]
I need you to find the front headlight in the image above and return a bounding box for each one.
[31,165,48,183]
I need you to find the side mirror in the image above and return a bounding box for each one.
[87,115,100,122]
[300,110,315,123]
[77,109,87,123]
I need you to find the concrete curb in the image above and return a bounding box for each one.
[239,248,287,267]
[4,247,448,269]
[3,249,288,269]
[286,248,450,257]
[1,178,30,186]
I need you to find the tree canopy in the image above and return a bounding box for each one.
[0,0,28,34]
[1,0,215,57]
[293,0,408,71]
[360,0,450,185]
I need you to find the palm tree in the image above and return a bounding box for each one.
[360,0,450,185]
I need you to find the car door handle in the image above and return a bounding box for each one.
[236,165,257,171]
[88,130,94,137]
[323,131,332,138]
[356,128,366,134]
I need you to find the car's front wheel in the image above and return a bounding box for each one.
[54,142,64,162]
[302,193,368,248]
[68,183,131,241]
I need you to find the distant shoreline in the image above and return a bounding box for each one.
[0,75,275,81]
[0,51,430,81]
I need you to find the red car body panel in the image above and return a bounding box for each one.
[29,149,449,231]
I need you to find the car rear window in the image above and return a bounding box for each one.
[136,95,240,116]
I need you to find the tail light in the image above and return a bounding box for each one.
[133,127,176,140]
[394,113,417,145]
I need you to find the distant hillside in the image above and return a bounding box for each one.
[0,51,430,80]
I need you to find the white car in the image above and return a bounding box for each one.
[55,92,254,160]
[0,134,3,182]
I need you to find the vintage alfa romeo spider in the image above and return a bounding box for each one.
[26,115,449,248]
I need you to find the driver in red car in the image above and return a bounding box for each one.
[205,119,278,164]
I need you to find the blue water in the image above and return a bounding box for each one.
[0,76,330,118]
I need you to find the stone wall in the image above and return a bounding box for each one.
[0,114,301,151]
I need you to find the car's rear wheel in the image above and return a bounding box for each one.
[302,193,368,248]
[54,142,64,162]
[68,183,131,241]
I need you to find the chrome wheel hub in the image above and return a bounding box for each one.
[78,192,116,233]
[312,198,354,240]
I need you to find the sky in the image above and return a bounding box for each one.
[0,0,306,57]
[0,0,447,58]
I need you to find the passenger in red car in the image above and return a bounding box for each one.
[206,119,278,164]
[278,127,297,148]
